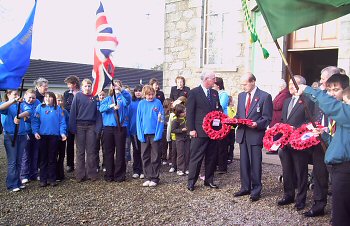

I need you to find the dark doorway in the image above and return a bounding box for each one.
[287,49,338,85]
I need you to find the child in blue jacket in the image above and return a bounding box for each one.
[20,89,41,184]
[32,92,67,187]
[99,79,131,182]
[137,85,164,187]
[0,90,31,192]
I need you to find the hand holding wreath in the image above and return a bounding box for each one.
[202,111,231,140]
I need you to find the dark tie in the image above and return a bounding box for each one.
[245,92,251,116]
[287,97,295,118]
[207,89,211,103]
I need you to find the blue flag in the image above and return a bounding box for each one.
[0,0,37,89]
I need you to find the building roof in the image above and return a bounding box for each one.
[23,59,163,88]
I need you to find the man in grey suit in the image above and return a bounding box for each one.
[234,72,273,201]
[186,71,222,191]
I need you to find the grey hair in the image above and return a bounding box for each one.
[200,70,215,81]
[294,75,306,85]
[278,79,287,89]
[33,77,48,88]
[321,66,340,78]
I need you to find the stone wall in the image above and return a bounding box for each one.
[163,0,249,99]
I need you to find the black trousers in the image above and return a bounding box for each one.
[103,126,127,182]
[217,136,229,171]
[130,135,143,175]
[278,147,309,205]
[331,162,350,226]
[187,137,217,187]
[311,144,329,209]
[66,131,75,168]
[56,140,66,180]
[39,135,59,183]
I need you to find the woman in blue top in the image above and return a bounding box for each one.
[0,90,31,192]
[32,92,67,187]
[137,85,164,187]
[99,79,131,182]
[128,84,144,179]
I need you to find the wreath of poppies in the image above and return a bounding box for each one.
[202,111,231,140]
[263,123,294,151]
[289,123,322,150]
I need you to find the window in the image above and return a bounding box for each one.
[202,0,237,67]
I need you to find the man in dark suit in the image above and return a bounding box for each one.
[186,71,222,191]
[277,75,314,211]
[234,72,273,201]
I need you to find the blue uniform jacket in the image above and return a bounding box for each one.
[23,99,41,134]
[99,90,131,127]
[32,104,66,136]
[304,86,350,164]
[136,98,164,142]
[0,102,31,135]
[128,98,141,136]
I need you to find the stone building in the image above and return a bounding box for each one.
[163,0,350,99]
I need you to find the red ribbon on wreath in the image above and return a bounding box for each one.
[202,111,231,140]
[289,123,323,150]
[222,118,253,126]
[263,123,294,151]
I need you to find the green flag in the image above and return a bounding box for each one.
[255,0,350,40]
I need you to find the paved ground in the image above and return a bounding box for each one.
[0,138,331,225]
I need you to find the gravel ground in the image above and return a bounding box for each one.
[0,141,331,225]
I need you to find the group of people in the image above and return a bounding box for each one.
[1,66,350,225]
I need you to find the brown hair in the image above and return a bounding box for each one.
[43,91,58,110]
[4,90,18,101]
[174,103,186,117]
[175,76,186,86]
[343,87,350,100]
[64,75,80,89]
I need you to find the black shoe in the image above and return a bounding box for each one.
[266,151,278,155]
[187,185,195,191]
[234,190,250,197]
[227,160,232,164]
[250,195,260,202]
[277,197,294,206]
[204,182,219,189]
[40,182,47,187]
[295,203,306,211]
[303,209,325,217]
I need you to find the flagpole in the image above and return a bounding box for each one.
[112,84,122,132]
[274,40,328,152]
[12,78,25,147]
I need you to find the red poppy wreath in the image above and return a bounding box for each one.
[289,123,321,150]
[263,123,294,151]
[222,118,253,126]
[202,111,231,140]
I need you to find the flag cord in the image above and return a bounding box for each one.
[241,0,269,59]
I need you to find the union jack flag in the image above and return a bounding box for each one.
[91,1,119,96]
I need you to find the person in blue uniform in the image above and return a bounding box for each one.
[136,85,164,187]
[99,79,131,182]
[20,89,41,184]
[128,84,144,179]
[32,92,67,187]
[297,74,350,226]
[0,90,32,192]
